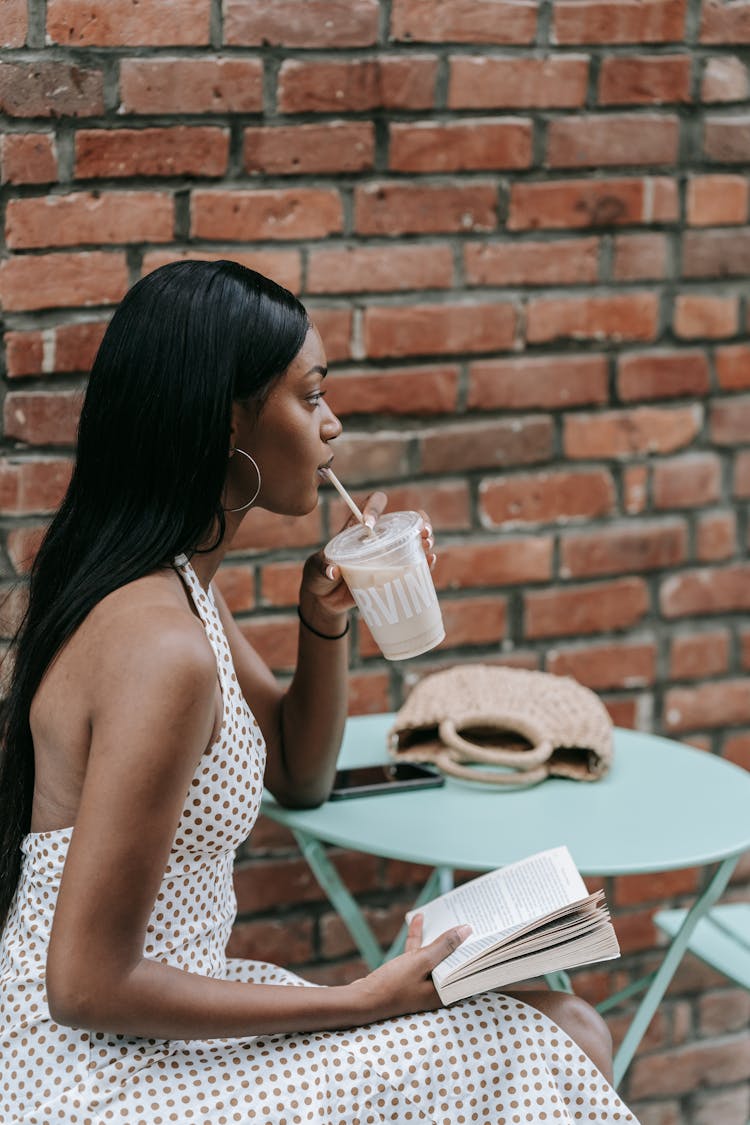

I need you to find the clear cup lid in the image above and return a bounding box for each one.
[325,510,423,565]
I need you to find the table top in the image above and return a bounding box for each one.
[261,713,750,877]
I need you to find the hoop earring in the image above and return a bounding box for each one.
[225,447,261,513]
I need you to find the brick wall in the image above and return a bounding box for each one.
[2,0,749,1119]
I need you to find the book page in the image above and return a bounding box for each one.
[408,847,587,948]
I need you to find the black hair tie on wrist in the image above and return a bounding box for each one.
[297,605,350,640]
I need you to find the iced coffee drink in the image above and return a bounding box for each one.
[325,511,445,660]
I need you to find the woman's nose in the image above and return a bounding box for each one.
[321,401,343,441]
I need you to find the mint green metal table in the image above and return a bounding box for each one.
[261,713,750,1087]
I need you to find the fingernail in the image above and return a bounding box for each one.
[325,565,336,581]
[364,514,376,529]
[458,925,472,941]
[423,523,433,537]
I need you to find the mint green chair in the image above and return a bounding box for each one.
[654,903,750,990]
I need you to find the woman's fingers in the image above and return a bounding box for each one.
[404,913,424,954]
[360,490,387,529]
[421,925,472,971]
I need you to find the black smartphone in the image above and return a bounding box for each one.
[329,762,444,800]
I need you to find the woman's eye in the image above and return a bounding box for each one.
[307,390,326,407]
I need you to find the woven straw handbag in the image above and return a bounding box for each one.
[388,664,613,787]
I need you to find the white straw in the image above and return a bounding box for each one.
[320,467,370,529]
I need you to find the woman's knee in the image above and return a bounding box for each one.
[507,989,613,1081]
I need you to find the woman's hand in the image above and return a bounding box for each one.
[299,494,437,630]
[348,914,471,1025]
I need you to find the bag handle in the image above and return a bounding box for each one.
[433,748,550,787]
[438,716,553,772]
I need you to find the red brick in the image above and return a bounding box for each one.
[465,237,599,286]
[660,563,750,617]
[119,58,263,114]
[696,510,737,561]
[508,176,677,230]
[142,249,301,294]
[687,175,749,225]
[468,354,608,410]
[234,851,380,912]
[310,308,352,362]
[0,61,104,117]
[614,867,699,907]
[669,630,730,680]
[724,731,750,768]
[47,0,210,45]
[6,321,106,379]
[524,578,649,639]
[6,191,174,250]
[226,917,314,965]
[224,0,379,46]
[683,228,750,281]
[478,469,615,528]
[307,244,453,295]
[560,520,687,578]
[1,134,57,185]
[564,405,702,458]
[1,0,26,46]
[355,182,496,236]
[711,395,750,444]
[674,293,739,338]
[527,292,659,344]
[553,0,686,44]
[260,561,302,607]
[348,671,392,715]
[364,301,516,359]
[0,585,29,639]
[214,565,255,614]
[191,189,343,241]
[320,903,404,959]
[433,538,553,590]
[449,55,589,109]
[75,127,228,179]
[0,458,73,515]
[420,418,552,474]
[244,123,374,176]
[612,233,668,280]
[389,118,532,172]
[546,113,679,167]
[229,508,322,553]
[320,432,409,485]
[0,251,127,312]
[326,366,459,416]
[6,525,47,575]
[716,344,750,389]
[624,465,649,515]
[701,0,750,43]
[736,450,750,497]
[665,679,750,732]
[704,113,750,161]
[598,54,691,104]
[617,350,710,401]
[653,454,721,508]
[547,640,656,690]
[238,615,298,672]
[391,0,537,43]
[701,56,749,102]
[4,391,82,446]
[328,481,471,532]
[278,57,438,113]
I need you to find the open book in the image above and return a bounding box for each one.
[407,846,620,1005]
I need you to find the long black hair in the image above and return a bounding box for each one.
[0,260,309,928]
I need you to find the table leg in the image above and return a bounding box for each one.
[291,829,450,970]
[611,854,739,1087]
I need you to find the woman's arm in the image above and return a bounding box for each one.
[45,604,465,1038]
[214,492,389,808]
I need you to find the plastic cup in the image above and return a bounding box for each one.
[325,511,445,661]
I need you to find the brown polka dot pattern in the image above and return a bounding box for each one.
[0,559,640,1123]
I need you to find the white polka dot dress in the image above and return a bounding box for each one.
[1,558,640,1124]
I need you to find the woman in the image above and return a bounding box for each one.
[0,261,637,1123]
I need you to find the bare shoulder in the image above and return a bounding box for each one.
[53,570,217,715]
